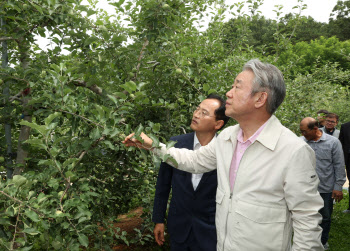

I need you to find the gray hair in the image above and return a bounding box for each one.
[243,59,286,114]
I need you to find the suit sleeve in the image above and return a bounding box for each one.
[339,124,347,160]
[152,161,173,223]
[283,145,324,251]
[153,138,217,174]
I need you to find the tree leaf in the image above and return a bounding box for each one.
[149,134,159,148]
[25,210,40,222]
[32,3,43,14]
[135,124,144,137]
[45,112,62,126]
[107,94,118,104]
[78,234,89,247]
[20,120,49,136]
[90,128,101,140]
[115,92,127,99]
[84,36,99,46]
[121,81,137,93]
[166,140,177,149]
[24,139,47,150]
[152,123,160,133]
[22,228,40,235]
[12,175,27,187]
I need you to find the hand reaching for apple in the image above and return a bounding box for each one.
[122,132,154,150]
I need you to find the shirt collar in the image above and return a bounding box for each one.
[237,120,268,144]
[319,130,327,141]
[306,130,326,142]
[222,115,283,151]
[194,133,216,149]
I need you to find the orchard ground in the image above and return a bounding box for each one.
[111,175,350,250]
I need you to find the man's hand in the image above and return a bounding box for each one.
[122,132,153,150]
[153,223,165,246]
[332,190,343,202]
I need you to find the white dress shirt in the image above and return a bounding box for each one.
[191,133,216,190]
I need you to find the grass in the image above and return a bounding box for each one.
[329,189,350,250]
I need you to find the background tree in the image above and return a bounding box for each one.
[328,0,350,40]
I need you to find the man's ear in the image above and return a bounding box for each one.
[215,120,224,130]
[255,92,268,109]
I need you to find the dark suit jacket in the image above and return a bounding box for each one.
[152,132,217,250]
[339,121,350,169]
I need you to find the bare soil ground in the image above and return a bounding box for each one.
[112,207,144,250]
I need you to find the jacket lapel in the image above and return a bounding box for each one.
[181,133,195,192]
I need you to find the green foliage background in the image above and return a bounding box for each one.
[0,0,349,249]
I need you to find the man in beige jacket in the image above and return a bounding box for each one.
[123,59,324,250]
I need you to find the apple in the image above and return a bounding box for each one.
[175,68,182,74]
[162,4,170,10]
[55,210,63,215]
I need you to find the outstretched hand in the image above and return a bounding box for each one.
[122,132,154,150]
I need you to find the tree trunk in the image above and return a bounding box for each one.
[1,15,14,178]
[13,40,32,176]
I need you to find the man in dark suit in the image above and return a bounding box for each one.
[339,121,350,213]
[152,94,229,251]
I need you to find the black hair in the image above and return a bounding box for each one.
[206,93,230,130]
[317,109,329,115]
[326,112,339,122]
[307,120,319,130]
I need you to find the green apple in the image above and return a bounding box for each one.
[119,133,126,140]
[175,68,182,74]
[55,210,63,215]
[0,157,4,162]
[58,191,64,198]
[162,4,170,10]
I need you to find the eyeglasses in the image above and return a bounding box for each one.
[193,106,215,118]
[325,120,337,124]
[300,129,311,135]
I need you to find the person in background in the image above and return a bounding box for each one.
[152,94,229,251]
[339,121,350,214]
[317,109,329,128]
[300,117,346,250]
[124,59,324,250]
[321,113,340,138]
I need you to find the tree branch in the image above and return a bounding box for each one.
[76,136,106,161]
[72,80,103,95]
[9,91,24,103]
[0,190,44,217]
[0,36,13,41]
[134,38,149,79]
[58,109,104,128]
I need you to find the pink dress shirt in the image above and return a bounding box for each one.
[229,122,267,191]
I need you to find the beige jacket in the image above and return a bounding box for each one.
[157,115,324,251]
